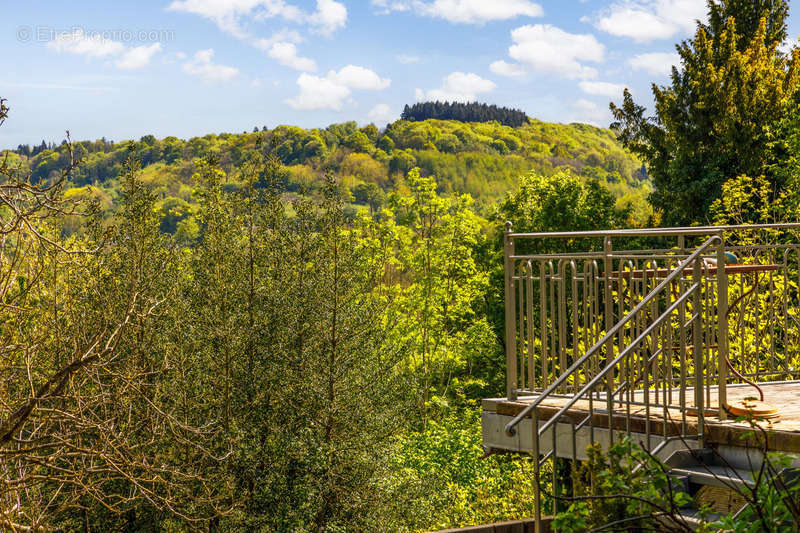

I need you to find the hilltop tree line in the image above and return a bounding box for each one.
[5,115,652,228]
[401,101,529,127]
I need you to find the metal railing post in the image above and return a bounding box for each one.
[532,409,541,530]
[603,235,614,443]
[693,258,705,447]
[505,222,518,400]
[716,230,728,420]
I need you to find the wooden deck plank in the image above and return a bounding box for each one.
[492,382,800,453]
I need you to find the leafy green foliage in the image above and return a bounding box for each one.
[392,411,542,530]
[611,0,799,225]
[7,117,647,224]
[554,438,692,533]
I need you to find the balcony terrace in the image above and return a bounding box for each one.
[481,223,800,529]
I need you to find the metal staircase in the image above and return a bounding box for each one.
[488,223,800,531]
[504,234,723,528]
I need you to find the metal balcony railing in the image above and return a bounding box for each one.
[499,223,800,528]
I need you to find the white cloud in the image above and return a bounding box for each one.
[397,54,421,64]
[371,0,542,23]
[329,65,391,90]
[309,0,348,35]
[268,42,317,71]
[578,81,626,98]
[48,28,126,57]
[252,28,303,50]
[168,0,301,38]
[286,65,391,110]
[628,51,680,76]
[508,24,605,79]
[367,103,397,124]
[415,72,496,102]
[183,49,240,83]
[592,0,706,42]
[47,28,162,71]
[168,0,346,38]
[417,0,542,24]
[490,60,526,77]
[571,99,611,126]
[115,43,163,70]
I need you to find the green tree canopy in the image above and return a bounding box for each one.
[611,0,799,225]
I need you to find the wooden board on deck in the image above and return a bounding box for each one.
[493,382,800,453]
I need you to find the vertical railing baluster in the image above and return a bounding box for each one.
[716,231,728,420]
[540,261,548,391]
[558,260,568,392]
[571,261,580,392]
[526,261,535,392]
[552,416,558,515]
[504,222,517,400]
[532,408,541,532]
[693,258,705,446]
[518,262,526,393]
[603,236,614,444]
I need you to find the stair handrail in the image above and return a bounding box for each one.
[505,234,722,437]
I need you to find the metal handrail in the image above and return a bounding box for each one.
[507,223,800,239]
[535,285,699,437]
[504,234,722,437]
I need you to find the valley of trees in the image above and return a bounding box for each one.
[6,114,652,245]
[2,0,800,530]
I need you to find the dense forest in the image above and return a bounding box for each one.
[5,115,653,240]
[401,101,529,127]
[3,0,800,530]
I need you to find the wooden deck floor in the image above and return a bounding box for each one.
[483,381,800,454]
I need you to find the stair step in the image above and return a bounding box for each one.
[656,507,722,531]
[676,507,722,530]
[670,465,754,490]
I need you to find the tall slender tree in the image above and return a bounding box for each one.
[611,0,799,225]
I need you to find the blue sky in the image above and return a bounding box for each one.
[3,0,799,148]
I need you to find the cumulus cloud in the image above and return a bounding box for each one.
[309,0,348,35]
[371,0,543,24]
[286,65,391,110]
[267,42,317,71]
[590,0,706,42]
[508,24,605,79]
[490,60,526,77]
[168,0,347,38]
[628,51,680,75]
[182,49,240,83]
[48,28,126,57]
[47,28,162,70]
[367,103,397,124]
[415,72,496,102]
[330,65,391,90]
[252,28,303,50]
[571,99,611,126]
[116,43,163,70]
[578,80,627,98]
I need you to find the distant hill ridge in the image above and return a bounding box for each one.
[401,101,529,127]
[5,117,650,222]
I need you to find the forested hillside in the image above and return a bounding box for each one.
[7,117,652,233]
[6,0,800,531]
